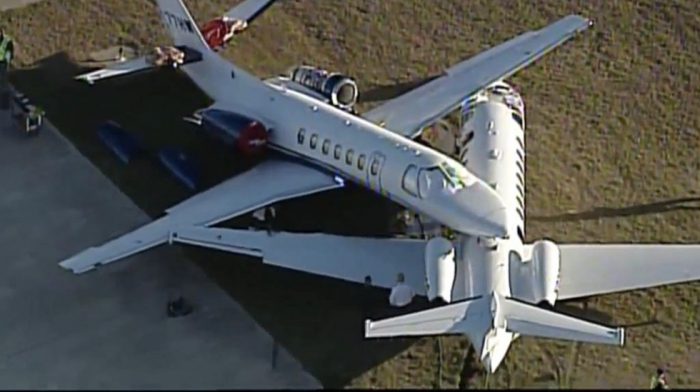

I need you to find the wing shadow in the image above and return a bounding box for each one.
[359,75,440,104]
[531,197,700,223]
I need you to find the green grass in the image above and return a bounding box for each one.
[3,0,700,388]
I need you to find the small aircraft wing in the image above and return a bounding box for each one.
[362,15,592,139]
[170,227,428,294]
[224,0,278,24]
[547,244,700,300]
[59,159,343,274]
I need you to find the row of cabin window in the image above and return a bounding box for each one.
[515,135,525,243]
[297,128,380,175]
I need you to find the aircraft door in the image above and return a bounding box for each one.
[367,152,385,193]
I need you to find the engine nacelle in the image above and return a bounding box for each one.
[195,109,269,156]
[425,236,456,303]
[529,240,561,307]
[288,66,359,110]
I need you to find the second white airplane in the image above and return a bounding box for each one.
[62,0,591,274]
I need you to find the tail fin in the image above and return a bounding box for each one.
[155,0,210,51]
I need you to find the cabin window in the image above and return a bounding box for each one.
[516,194,524,210]
[310,134,318,149]
[516,136,524,151]
[357,154,366,170]
[516,148,524,163]
[517,226,524,242]
[370,159,380,176]
[517,207,524,221]
[334,145,342,159]
[402,165,419,197]
[516,183,524,199]
[322,139,331,155]
[345,149,354,165]
[297,128,305,144]
[512,112,524,129]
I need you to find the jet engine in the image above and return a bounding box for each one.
[187,109,269,156]
[528,240,562,307]
[425,236,456,304]
[288,65,359,110]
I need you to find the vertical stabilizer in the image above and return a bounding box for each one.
[155,0,210,51]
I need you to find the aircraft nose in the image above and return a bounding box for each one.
[452,181,509,238]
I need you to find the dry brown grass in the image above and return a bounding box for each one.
[3,0,699,388]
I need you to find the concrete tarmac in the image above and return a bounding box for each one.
[0,110,321,389]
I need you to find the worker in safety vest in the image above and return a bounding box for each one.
[0,28,14,110]
[0,28,13,65]
[650,368,670,390]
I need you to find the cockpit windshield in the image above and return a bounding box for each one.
[438,162,473,190]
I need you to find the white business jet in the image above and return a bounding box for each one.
[62,0,591,275]
[361,82,700,373]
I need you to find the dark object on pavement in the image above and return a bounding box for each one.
[167,296,193,318]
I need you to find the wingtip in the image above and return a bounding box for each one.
[618,327,625,347]
[364,319,374,337]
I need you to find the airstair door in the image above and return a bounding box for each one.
[367,152,385,193]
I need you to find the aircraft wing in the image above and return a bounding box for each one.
[362,14,592,139]
[170,227,428,294]
[224,0,278,23]
[59,159,343,274]
[548,244,700,300]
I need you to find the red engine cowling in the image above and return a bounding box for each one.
[201,19,229,49]
[200,18,247,49]
[197,109,269,156]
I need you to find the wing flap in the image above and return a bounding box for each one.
[171,227,427,292]
[59,159,342,274]
[363,15,592,138]
[556,244,700,300]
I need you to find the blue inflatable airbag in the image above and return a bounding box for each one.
[97,122,142,164]
[157,147,201,191]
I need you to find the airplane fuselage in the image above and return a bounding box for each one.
[452,82,527,371]
[176,51,511,238]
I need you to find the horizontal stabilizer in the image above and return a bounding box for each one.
[502,298,624,346]
[365,296,487,338]
[75,46,203,84]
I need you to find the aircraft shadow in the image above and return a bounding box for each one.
[359,75,440,104]
[531,197,700,223]
[10,52,415,388]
